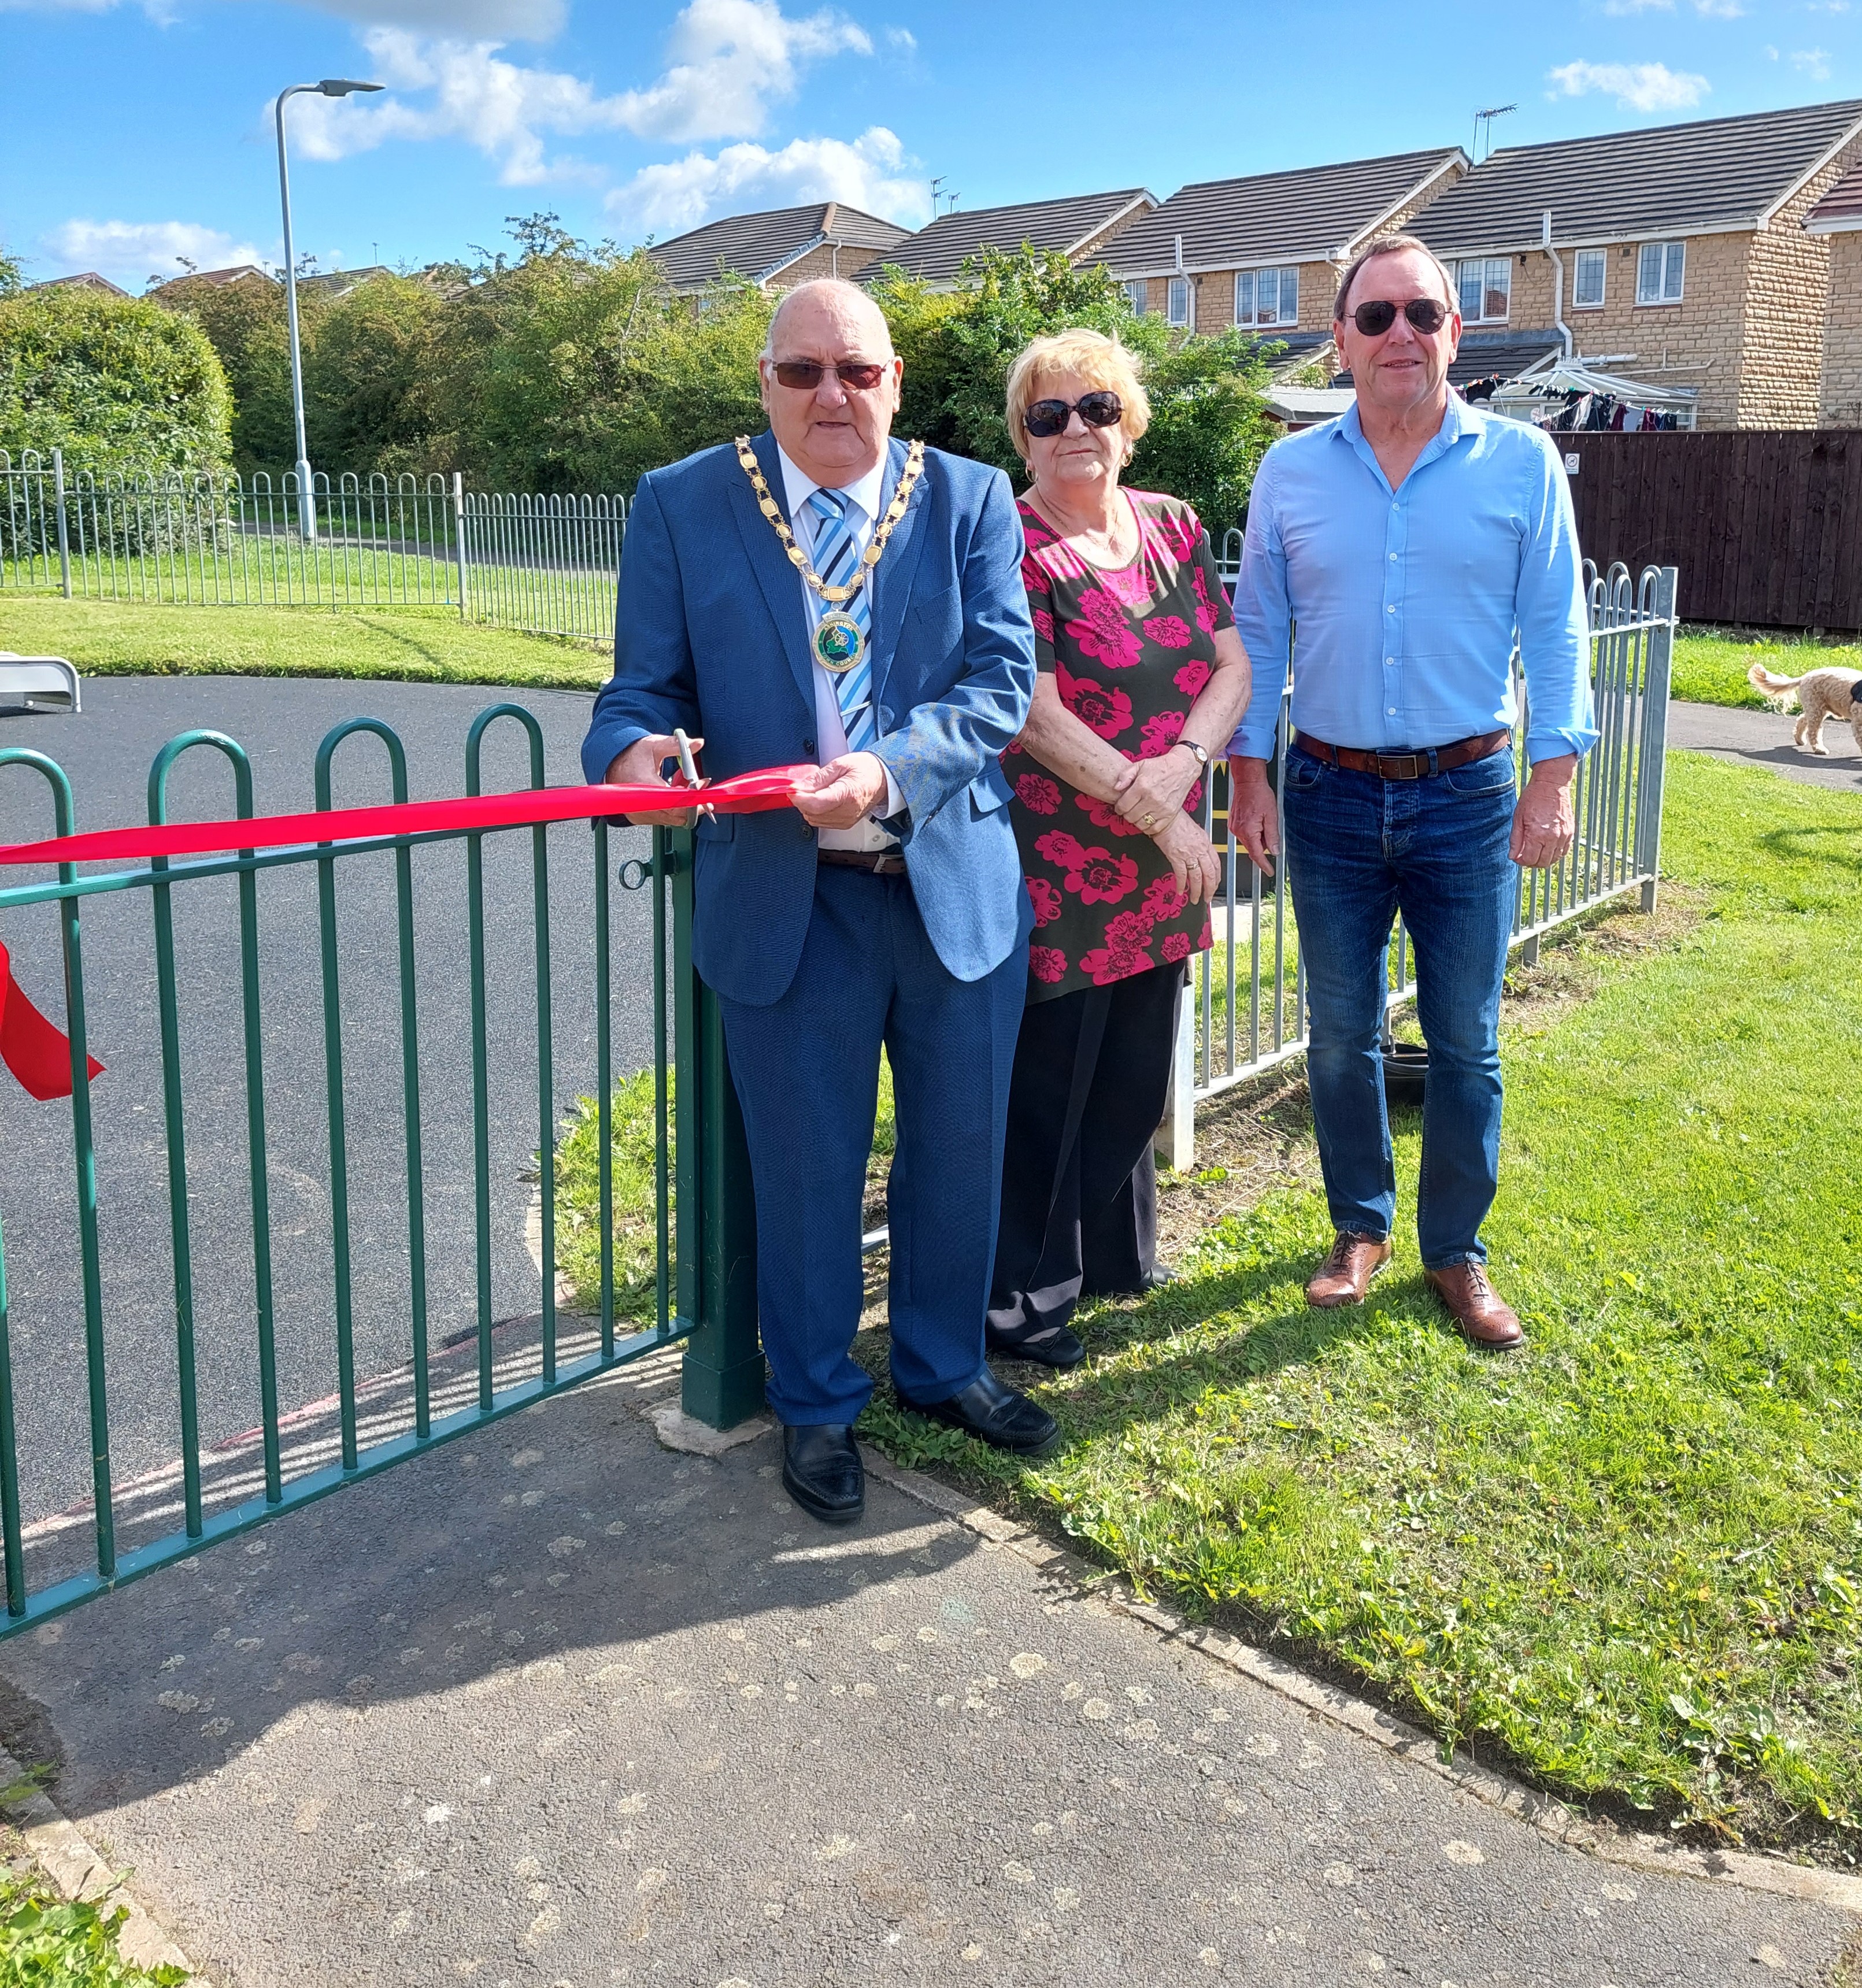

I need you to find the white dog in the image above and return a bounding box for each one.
[1747,661,1862,756]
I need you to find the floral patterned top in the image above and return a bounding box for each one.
[1004,490,1235,1004]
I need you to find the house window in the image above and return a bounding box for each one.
[1456,258,1510,324]
[1167,276,1191,328]
[1572,249,1605,309]
[1235,265,1299,327]
[1637,240,1685,305]
[1124,279,1148,315]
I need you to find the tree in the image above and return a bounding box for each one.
[304,273,456,478]
[153,272,299,472]
[0,285,231,475]
[0,248,22,300]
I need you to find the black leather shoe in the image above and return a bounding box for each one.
[985,1316,1086,1371]
[903,1364,1058,1456]
[782,1423,864,1526]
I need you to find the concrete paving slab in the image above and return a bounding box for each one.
[1668,700,1862,793]
[0,1368,1852,1988]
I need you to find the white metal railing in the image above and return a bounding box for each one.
[0,449,627,642]
[1156,561,1676,1165]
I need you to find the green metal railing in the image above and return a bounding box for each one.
[0,711,760,1638]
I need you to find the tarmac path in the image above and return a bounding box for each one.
[0,675,633,1530]
[0,1360,1851,1988]
[1666,697,1862,792]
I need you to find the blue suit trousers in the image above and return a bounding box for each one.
[718,865,1027,1427]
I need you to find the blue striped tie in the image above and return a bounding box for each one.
[806,486,876,752]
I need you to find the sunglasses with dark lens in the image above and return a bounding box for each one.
[771,358,889,391]
[1350,297,1451,337]
[1023,391,1124,439]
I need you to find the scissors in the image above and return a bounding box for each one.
[672,727,703,789]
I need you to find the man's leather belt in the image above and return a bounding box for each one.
[1293,728,1511,780]
[818,847,907,876]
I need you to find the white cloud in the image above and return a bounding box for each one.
[609,125,930,234]
[39,219,265,285]
[1793,45,1834,73]
[286,0,874,184]
[1602,0,1742,13]
[884,24,915,49]
[611,0,870,142]
[1546,60,1711,112]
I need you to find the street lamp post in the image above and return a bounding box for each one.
[275,77,382,542]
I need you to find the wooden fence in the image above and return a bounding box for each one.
[1560,428,1862,632]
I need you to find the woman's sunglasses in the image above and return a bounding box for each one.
[771,359,889,391]
[1023,391,1123,439]
[1350,297,1451,337]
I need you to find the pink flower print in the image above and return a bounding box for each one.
[1139,709,1186,758]
[1028,945,1067,984]
[1063,847,1141,907]
[1015,772,1061,816]
[1143,614,1191,649]
[1197,916,1213,950]
[1065,588,1142,669]
[1104,908,1156,949]
[1076,792,1143,838]
[1145,508,1200,564]
[1078,921,1156,984]
[1026,876,1064,927]
[1173,656,1211,699]
[1160,931,1192,964]
[1100,562,1153,609]
[1057,662,1134,741]
[1033,828,1087,872]
[1191,564,1220,635]
[1183,779,1204,816]
[1142,875,1189,923]
[1030,605,1054,643]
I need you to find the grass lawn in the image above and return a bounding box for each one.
[860,750,1862,1854]
[1673,625,1861,712]
[0,597,609,691]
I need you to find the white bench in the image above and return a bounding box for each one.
[0,654,81,714]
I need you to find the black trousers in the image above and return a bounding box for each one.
[987,960,1184,1339]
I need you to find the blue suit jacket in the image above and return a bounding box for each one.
[582,432,1037,1007]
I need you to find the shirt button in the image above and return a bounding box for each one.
[1389,553,1398,562]
[1387,706,1397,716]
[1384,657,1395,667]
[1386,605,1395,614]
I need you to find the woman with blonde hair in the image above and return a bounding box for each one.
[987,327,1265,1368]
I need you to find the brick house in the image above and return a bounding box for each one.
[862,189,1157,290]
[1411,99,1862,430]
[1104,147,1466,370]
[647,202,912,294]
[1805,162,1862,423]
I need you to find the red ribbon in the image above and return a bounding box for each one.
[0,938,104,1102]
[0,765,810,1098]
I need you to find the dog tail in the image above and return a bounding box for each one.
[1748,662,1803,705]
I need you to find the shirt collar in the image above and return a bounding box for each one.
[775,443,887,527]
[1336,390,1476,479]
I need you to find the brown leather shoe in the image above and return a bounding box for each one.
[1425,1261,1525,1352]
[1306,1231,1393,1309]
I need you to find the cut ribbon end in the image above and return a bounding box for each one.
[0,939,104,1102]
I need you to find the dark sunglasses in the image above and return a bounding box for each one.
[771,358,889,391]
[1350,297,1451,337]
[1023,391,1123,439]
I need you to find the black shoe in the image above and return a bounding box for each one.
[782,1424,864,1526]
[904,1364,1059,1456]
[985,1316,1086,1371]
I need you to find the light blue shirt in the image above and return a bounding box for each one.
[1228,394,1597,766]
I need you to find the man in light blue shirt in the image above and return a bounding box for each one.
[1227,233,1596,1351]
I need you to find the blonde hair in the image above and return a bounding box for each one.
[1005,328,1151,462]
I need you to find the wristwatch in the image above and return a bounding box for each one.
[1178,739,1210,770]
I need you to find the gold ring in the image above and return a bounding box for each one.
[1143,813,1156,828]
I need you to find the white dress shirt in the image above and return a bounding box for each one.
[775,446,904,853]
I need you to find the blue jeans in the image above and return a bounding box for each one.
[1282,743,1518,1268]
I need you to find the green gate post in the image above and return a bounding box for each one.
[670,827,764,1428]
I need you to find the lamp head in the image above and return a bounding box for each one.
[318,78,383,95]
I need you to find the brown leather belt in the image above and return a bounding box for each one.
[1293,728,1511,780]
[818,846,907,876]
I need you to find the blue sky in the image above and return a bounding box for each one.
[6,0,1862,288]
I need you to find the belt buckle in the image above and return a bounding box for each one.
[1376,751,1422,780]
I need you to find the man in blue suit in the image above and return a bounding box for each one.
[583,279,1056,1525]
